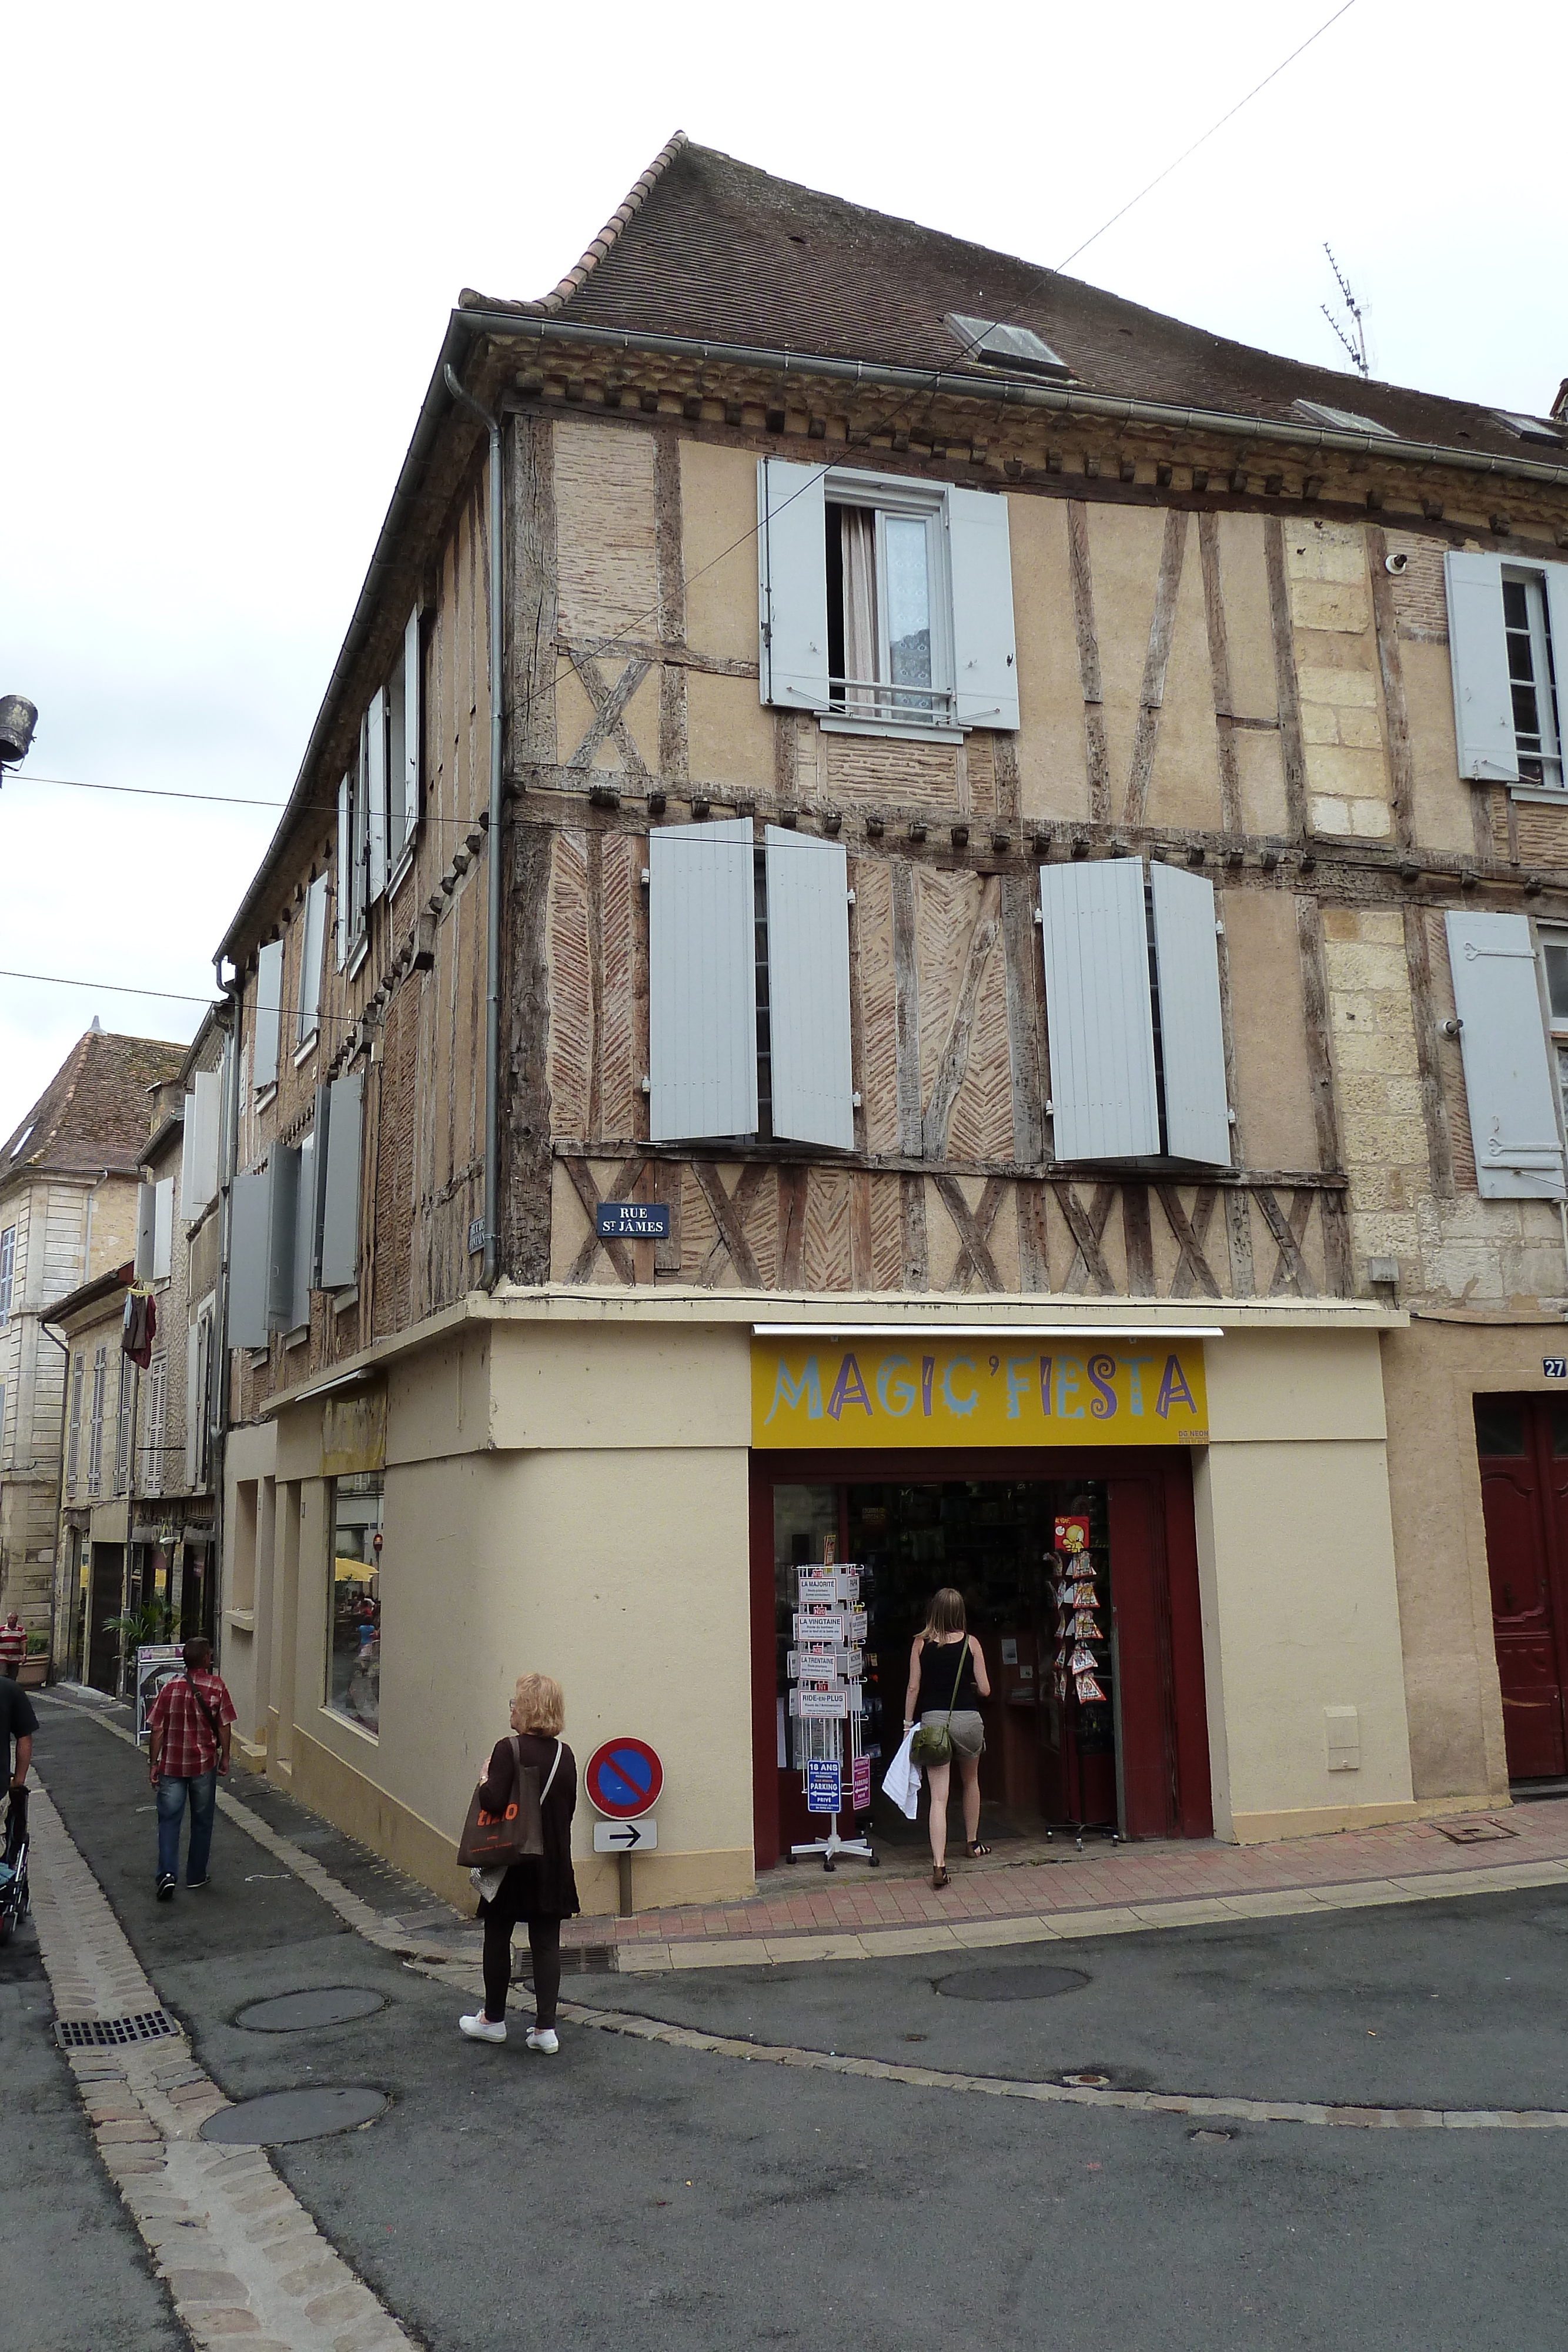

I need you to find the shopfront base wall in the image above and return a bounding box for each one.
[1229,1792,1501,1843]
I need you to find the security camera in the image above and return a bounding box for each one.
[1385,552,1410,575]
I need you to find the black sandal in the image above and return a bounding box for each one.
[931,1864,949,1890]
[966,1839,992,1858]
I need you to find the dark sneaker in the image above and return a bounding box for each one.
[186,1877,208,1890]
[156,1875,176,1902]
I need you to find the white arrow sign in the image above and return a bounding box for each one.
[593,1818,658,1852]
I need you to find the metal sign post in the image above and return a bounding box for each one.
[584,1736,663,1916]
[785,1563,877,1872]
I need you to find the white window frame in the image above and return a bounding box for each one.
[823,475,957,738]
[0,1224,13,1325]
[1503,569,1564,793]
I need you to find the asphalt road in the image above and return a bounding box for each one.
[20,1699,1568,2351]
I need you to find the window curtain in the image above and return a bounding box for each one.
[841,509,879,712]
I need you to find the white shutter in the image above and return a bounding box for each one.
[178,1098,198,1220]
[403,607,422,855]
[289,1134,315,1330]
[228,1168,271,1348]
[1444,551,1518,783]
[1039,858,1160,1162]
[296,873,327,1044]
[765,828,854,1151]
[191,1068,220,1211]
[1546,565,1568,722]
[366,689,388,901]
[758,459,830,712]
[1445,911,1565,1198]
[947,486,1020,731]
[319,1071,363,1289]
[1149,864,1232,1165]
[135,1182,157,1279]
[254,939,283,1089]
[336,774,352,968]
[266,1144,300,1330]
[185,1322,201,1488]
[649,820,758,1142]
[152,1179,174,1281]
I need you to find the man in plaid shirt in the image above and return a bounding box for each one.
[146,1637,236,1900]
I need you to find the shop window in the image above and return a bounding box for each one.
[328,1472,382,1736]
[1475,1398,1527,1456]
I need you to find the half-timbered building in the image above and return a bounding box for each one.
[214,136,1568,1910]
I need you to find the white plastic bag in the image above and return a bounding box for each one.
[881,1725,921,1820]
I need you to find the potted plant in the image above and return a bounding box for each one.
[102,1599,175,1698]
[19,1633,49,1690]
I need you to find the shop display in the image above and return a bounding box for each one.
[785,1559,877,1872]
[1042,1530,1119,1848]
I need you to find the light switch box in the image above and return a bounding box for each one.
[1325,1705,1361,1772]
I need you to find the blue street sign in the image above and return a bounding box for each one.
[805,1760,842,1815]
[596,1202,670,1241]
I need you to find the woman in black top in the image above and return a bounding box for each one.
[904,1587,992,1889]
[459,1672,579,2053]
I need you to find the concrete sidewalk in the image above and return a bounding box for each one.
[570,1798,1568,1969]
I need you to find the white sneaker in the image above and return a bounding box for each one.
[459,2012,506,2043]
[525,2027,559,2054]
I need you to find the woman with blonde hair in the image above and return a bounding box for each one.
[459,1672,579,2052]
[904,1588,991,1890]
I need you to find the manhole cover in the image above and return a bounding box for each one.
[1062,2070,1112,2087]
[200,2087,387,2145]
[233,1988,387,2033]
[935,1965,1089,2003]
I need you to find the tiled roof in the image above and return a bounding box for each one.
[0,1030,185,1187]
[467,138,1564,467]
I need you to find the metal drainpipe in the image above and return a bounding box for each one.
[210,972,243,1665]
[443,364,504,1291]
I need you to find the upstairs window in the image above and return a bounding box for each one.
[1446,552,1568,789]
[296,872,329,1050]
[145,1353,166,1499]
[758,460,1019,739]
[1445,910,1566,1200]
[338,609,422,968]
[67,1354,83,1488]
[87,1344,106,1495]
[0,1224,13,1324]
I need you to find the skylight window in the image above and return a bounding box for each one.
[10,1125,34,1158]
[1494,410,1565,447]
[1292,399,1396,437]
[945,314,1071,379]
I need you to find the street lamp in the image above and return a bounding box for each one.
[0,696,38,783]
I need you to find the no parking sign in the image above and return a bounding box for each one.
[584,1737,663,1820]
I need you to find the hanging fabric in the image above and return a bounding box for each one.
[841,508,878,711]
[122,1288,157,1369]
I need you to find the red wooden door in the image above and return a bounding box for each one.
[1476,1396,1568,1780]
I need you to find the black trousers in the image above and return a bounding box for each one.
[483,1910,562,2028]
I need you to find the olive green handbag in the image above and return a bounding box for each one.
[910,1642,968,1766]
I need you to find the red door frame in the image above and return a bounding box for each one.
[748,1446,1212,1869]
[1476,1395,1568,1779]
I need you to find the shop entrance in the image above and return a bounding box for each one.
[1475,1395,1568,1780]
[750,1449,1212,1870]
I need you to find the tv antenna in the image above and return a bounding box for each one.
[1320,245,1369,379]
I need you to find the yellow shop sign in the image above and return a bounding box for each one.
[751,1338,1208,1449]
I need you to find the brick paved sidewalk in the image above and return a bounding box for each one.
[563,1799,1568,1963]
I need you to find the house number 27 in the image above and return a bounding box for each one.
[1543,1359,1567,1380]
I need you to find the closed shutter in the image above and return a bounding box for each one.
[319,1071,363,1289]
[266,1144,300,1330]
[289,1134,315,1331]
[1445,551,1518,783]
[366,689,388,901]
[758,459,830,713]
[1445,910,1566,1197]
[947,486,1020,731]
[296,873,327,1044]
[135,1182,157,1279]
[649,820,758,1142]
[185,1322,201,1488]
[152,1179,174,1281]
[1149,864,1232,1164]
[336,774,352,968]
[403,606,422,856]
[228,1168,271,1348]
[253,940,283,1089]
[1039,858,1160,1162]
[765,827,854,1151]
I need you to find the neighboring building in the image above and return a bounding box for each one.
[213,136,1568,1912]
[0,1027,183,1662]
[52,1261,139,1689]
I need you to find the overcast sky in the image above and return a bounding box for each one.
[3,0,1560,1141]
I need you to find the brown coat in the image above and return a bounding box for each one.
[475,1732,580,1923]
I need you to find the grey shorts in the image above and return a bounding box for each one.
[920,1708,985,1760]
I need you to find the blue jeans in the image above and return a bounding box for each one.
[156,1770,216,1885]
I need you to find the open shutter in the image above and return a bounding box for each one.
[403,607,422,855]
[135,1183,157,1279]
[1445,551,1518,783]
[296,873,327,1044]
[947,486,1020,731]
[228,1168,271,1348]
[289,1134,315,1331]
[191,1068,220,1211]
[336,774,352,968]
[1039,858,1160,1162]
[1149,864,1232,1164]
[758,459,830,713]
[152,1179,174,1281]
[319,1071,363,1289]
[178,1104,198,1221]
[1546,565,1568,727]
[765,828,854,1151]
[185,1322,202,1487]
[1445,911,1565,1198]
[253,939,283,1089]
[266,1145,300,1330]
[366,690,388,901]
[649,820,757,1142]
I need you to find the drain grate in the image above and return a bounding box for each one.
[1431,1816,1519,1845]
[57,2012,178,2050]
